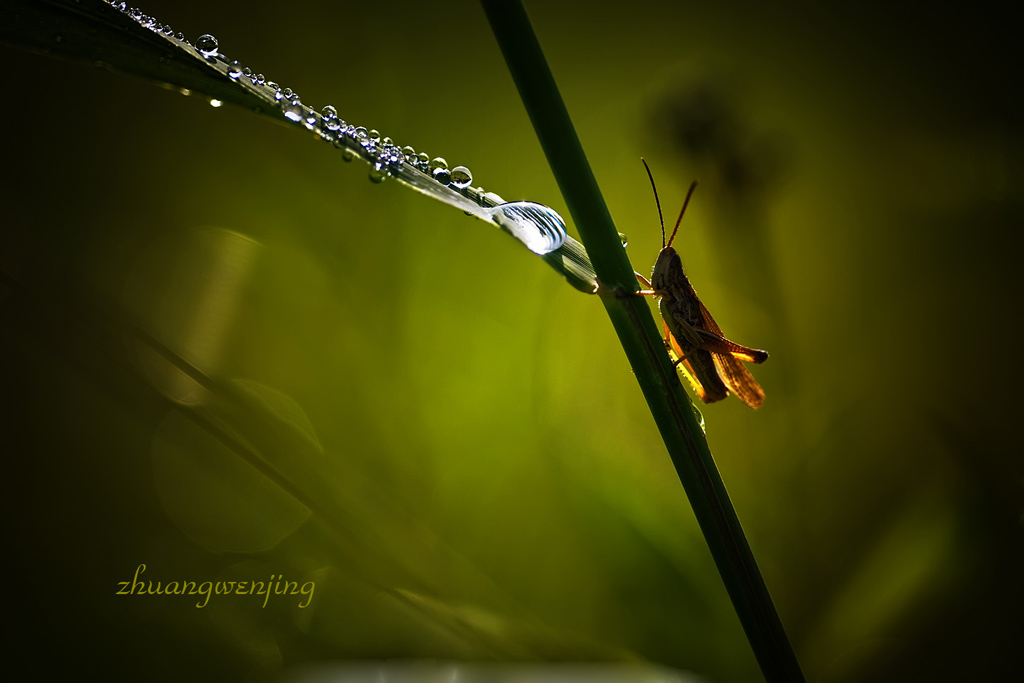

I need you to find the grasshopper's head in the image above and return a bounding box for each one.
[651,245,684,294]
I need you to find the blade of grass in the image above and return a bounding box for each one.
[0,0,602,292]
[479,1,805,680]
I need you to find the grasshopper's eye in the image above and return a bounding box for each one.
[491,202,568,255]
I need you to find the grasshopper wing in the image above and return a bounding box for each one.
[697,301,766,409]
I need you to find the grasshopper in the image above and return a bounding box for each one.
[635,159,768,408]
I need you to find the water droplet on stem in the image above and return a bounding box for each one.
[451,166,473,189]
[490,202,568,255]
[195,34,219,57]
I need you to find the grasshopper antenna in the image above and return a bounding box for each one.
[641,158,667,249]
[667,180,699,248]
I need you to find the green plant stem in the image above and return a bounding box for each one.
[479,1,805,680]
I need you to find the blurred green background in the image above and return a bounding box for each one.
[2,0,1021,681]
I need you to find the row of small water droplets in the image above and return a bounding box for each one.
[104,1,185,42]
[103,1,567,255]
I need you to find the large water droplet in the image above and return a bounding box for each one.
[195,34,219,57]
[227,61,242,79]
[451,166,473,189]
[491,202,568,255]
[692,404,706,434]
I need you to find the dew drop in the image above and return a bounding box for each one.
[368,129,381,142]
[282,87,293,99]
[255,74,265,86]
[417,152,429,166]
[401,146,416,161]
[432,167,452,185]
[282,101,303,122]
[492,202,568,255]
[692,405,706,434]
[341,149,355,162]
[242,66,252,78]
[353,127,368,140]
[175,31,185,41]
[303,108,317,130]
[227,61,242,79]
[618,231,629,247]
[451,166,473,189]
[369,164,387,183]
[429,157,448,172]
[195,34,219,57]
[321,105,338,119]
